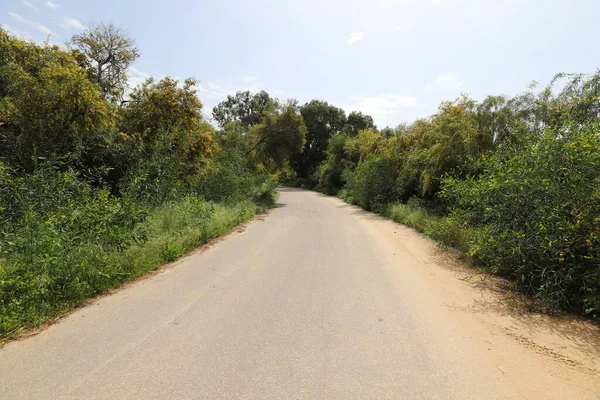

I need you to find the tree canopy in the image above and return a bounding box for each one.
[70,23,139,103]
[344,111,376,136]
[212,90,278,129]
[292,100,346,182]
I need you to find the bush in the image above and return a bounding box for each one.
[384,201,474,254]
[0,163,260,339]
[343,155,398,211]
[385,201,433,232]
[0,163,146,335]
[442,123,600,316]
[424,216,473,253]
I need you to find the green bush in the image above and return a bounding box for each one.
[343,156,398,211]
[250,177,279,208]
[424,216,473,253]
[0,163,145,335]
[0,163,260,339]
[385,201,433,232]
[442,123,600,316]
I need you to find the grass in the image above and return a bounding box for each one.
[0,196,260,341]
[383,202,475,254]
[121,198,257,279]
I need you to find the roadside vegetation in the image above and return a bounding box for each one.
[306,76,600,319]
[0,25,300,339]
[210,71,600,319]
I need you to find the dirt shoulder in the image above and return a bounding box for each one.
[335,197,600,399]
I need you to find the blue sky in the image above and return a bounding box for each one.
[1,0,599,127]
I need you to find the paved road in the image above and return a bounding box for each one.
[1,188,593,399]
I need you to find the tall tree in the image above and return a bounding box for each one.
[292,100,346,181]
[344,111,376,136]
[212,90,278,129]
[0,28,112,171]
[70,23,139,103]
[119,76,213,160]
[248,106,306,169]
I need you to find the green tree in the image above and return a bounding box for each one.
[70,23,140,103]
[292,100,346,181]
[0,28,112,171]
[398,96,482,200]
[212,90,278,129]
[316,133,350,194]
[344,111,376,136]
[380,122,410,138]
[119,76,215,201]
[247,106,306,170]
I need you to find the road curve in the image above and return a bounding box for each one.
[1,188,599,399]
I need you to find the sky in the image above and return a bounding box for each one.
[1,0,599,127]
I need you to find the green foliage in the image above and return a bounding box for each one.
[343,155,398,211]
[316,133,350,194]
[0,173,258,338]
[0,28,279,339]
[292,100,346,182]
[442,123,600,315]
[0,163,145,336]
[212,90,278,129]
[384,200,473,253]
[344,111,376,136]
[385,200,434,233]
[397,97,484,200]
[248,105,307,170]
[318,71,600,320]
[0,29,113,171]
[69,23,140,103]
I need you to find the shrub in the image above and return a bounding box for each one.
[0,163,146,335]
[0,183,258,338]
[343,155,399,211]
[385,202,433,232]
[424,216,473,253]
[442,122,600,316]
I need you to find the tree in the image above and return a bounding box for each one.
[442,122,600,314]
[317,133,349,194]
[292,100,346,181]
[344,111,376,136]
[380,122,410,138]
[212,90,278,129]
[119,77,214,186]
[247,106,306,169]
[70,23,139,103]
[0,28,112,171]
[397,96,480,200]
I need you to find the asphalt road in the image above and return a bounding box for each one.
[1,188,597,399]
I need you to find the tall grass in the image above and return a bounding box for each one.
[383,201,474,254]
[0,195,259,340]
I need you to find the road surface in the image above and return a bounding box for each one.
[1,188,599,399]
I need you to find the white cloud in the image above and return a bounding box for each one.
[347,31,364,44]
[343,94,422,126]
[60,17,85,30]
[424,74,464,92]
[1,23,35,41]
[45,1,60,9]
[128,66,152,90]
[242,76,259,84]
[8,12,54,36]
[22,1,39,12]
[199,76,281,100]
